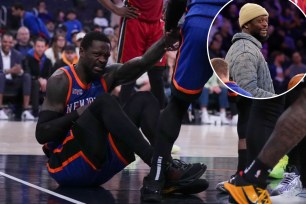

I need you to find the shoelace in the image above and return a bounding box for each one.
[256,188,271,204]
[171,159,189,169]
[279,173,299,186]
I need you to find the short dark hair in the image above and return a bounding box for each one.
[2,32,14,39]
[12,2,25,10]
[80,31,110,50]
[34,37,47,45]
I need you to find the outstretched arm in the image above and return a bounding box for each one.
[97,0,139,19]
[104,33,178,91]
[165,0,187,31]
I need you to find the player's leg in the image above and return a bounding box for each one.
[118,18,146,105]
[148,68,166,109]
[236,97,252,173]
[246,96,285,165]
[123,91,160,145]
[146,20,167,109]
[74,93,153,166]
[142,14,213,202]
[216,97,252,192]
[225,89,306,203]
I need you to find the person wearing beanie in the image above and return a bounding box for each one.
[225,3,276,98]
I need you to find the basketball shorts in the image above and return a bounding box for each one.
[118,18,166,67]
[46,110,135,186]
[171,15,214,102]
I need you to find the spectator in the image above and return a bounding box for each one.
[70,29,80,45]
[107,34,118,65]
[54,23,67,38]
[91,25,103,33]
[104,27,114,36]
[36,0,53,24]
[225,3,276,98]
[285,51,306,79]
[209,33,226,59]
[44,34,66,66]
[93,8,109,28]
[14,26,32,58]
[52,44,78,73]
[269,51,288,94]
[23,37,52,117]
[218,19,233,52]
[74,32,86,58]
[45,19,56,39]
[211,57,252,97]
[55,9,65,24]
[63,9,83,43]
[11,3,50,42]
[199,73,229,124]
[0,33,33,120]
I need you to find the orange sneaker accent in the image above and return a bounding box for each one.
[224,182,272,204]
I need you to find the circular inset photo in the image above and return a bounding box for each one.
[208,0,306,99]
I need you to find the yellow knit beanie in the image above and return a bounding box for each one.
[239,3,269,28]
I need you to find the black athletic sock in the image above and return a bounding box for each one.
[237,149,247,174]
[243,159,272,188]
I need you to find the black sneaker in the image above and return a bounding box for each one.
[163,178,209,195]
[163,159,207,194]
[164,159,207,186]
[141,159,207,202]
[141,176,164,202]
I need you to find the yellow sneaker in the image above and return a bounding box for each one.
[224,175,271,204]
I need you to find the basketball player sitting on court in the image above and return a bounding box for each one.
[35,31,207,193]
[211,58,252,97]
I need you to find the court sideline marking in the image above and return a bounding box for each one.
[0,171,85,204]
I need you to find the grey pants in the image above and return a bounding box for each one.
[0,72,31,96]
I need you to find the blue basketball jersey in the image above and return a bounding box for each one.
[44,65,108,153]
[61,65,107,114]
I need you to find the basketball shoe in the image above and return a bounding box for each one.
[141,159,207,202]
[271,165,302,196]
[224,174,272,204]
[216,174,236,193]
[269,155,288,179]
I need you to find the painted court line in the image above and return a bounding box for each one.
[0,171,85,204]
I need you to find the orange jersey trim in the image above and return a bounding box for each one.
[59,67,73,105]
[108,133,129,165]
[47,151,97,173]
[172,79,203,95]
[53,131,74,153]
[228,92,238,97]
[101,78,108,92]
[70,65,91,90]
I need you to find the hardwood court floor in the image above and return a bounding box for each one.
[0,121,305,203]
